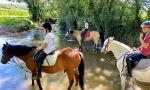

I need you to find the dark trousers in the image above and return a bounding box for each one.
[81,29,88,37]
[35,51,47,77]
[81,29,88,43]
[126,52,146,76]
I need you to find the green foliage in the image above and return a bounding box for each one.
[9,0,150,46]
[0,9,30,17]
[24,0,58,21]
[0,17,35,31]
[54,0,150,46]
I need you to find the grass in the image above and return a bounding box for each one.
[0,17,28,26]
[0,9,30,17]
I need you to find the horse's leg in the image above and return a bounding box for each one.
[79,40,82,51]
[36,79,43,90]
[93,44,96,51]
[31,71,37,86]
[128,78,135,90]
[32,79,34,86]
[73,70,79,86]
[94,38,99,51]
[121,76,126,90]
[66,71,74,90]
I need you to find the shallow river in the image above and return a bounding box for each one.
[0,27,150,90]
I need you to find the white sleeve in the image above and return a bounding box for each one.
[44,34,50,43]
[85,23,89,29]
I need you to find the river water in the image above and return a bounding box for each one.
[0,26,150,90]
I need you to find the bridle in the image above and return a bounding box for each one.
[102,38,131,62]
[103,38,111,53]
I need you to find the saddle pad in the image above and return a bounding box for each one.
[85,32,90,38]
[134,59,150,70]
[42,50,60,66]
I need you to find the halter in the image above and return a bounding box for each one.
[103,38,111,53]
[103,38,132,76]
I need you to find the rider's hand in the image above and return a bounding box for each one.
[132,47,137,51]
[139,33,144,40]
[36,47,42,51]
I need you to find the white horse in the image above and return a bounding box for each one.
[101,37,150,90]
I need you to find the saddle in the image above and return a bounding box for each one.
[131,55,150,71]
[33,50,56,61]
[85,32,90,38]
[47,50,56,55]
[133,55,150,66]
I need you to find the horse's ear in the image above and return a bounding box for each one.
[6,42,8,45]
[109,37,114,40]
[3,44,6,48]
[111,37,114,40]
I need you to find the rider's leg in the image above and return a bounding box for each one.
[126,52,146,78]
[126,57,133,77]
[34,51,47,79]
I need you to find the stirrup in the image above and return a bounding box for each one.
[126,74,132,80]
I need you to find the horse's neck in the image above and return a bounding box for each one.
[14,55,27,62]
[111,41,131,59]
[73,30,81,37]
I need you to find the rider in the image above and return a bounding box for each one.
[81,19,89,42]
[33,22,55,79]
[126,20,150,79]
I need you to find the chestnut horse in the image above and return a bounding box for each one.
[1,42,84,90]
[65,30,100,51]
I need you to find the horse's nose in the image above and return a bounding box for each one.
[1,59,7,64]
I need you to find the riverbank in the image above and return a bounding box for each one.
[0,25,16,35]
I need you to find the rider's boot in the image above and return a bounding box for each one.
[126,59,132,80]
[37,63,42,78]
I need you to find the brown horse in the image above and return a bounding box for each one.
[65,30,100,51]
[1,42,84,90]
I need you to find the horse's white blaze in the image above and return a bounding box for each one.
[102,37,150,90]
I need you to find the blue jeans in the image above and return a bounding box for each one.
[126,52,146,66]
[126,51,146,77]
[35,50,47,64]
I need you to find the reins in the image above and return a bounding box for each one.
[8,57,31,80]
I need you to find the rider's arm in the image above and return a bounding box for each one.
[36,34,49,51]
[36,42,48,51]
[141,32,150,48]
[85,22,88,29]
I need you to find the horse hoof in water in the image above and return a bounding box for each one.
[93,48,96,51]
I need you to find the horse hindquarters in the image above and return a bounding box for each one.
[78,54,84,90]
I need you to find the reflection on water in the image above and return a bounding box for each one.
[0,28,150,90]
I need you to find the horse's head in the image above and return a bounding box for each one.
[101,37,114,53]
[64,30,74,39]
[1,42,13,64]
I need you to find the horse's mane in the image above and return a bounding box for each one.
[113,40,131,51]
[7,44,36,55]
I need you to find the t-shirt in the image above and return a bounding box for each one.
[85,22,89,29]
[140,32,150,56]
[43,32,55,54]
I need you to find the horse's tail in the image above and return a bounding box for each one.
[78,52,84,90]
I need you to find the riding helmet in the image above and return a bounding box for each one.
[141,20,150,28]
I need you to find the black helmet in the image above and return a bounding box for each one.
[42,22,52,31]
[141,20,150,28]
